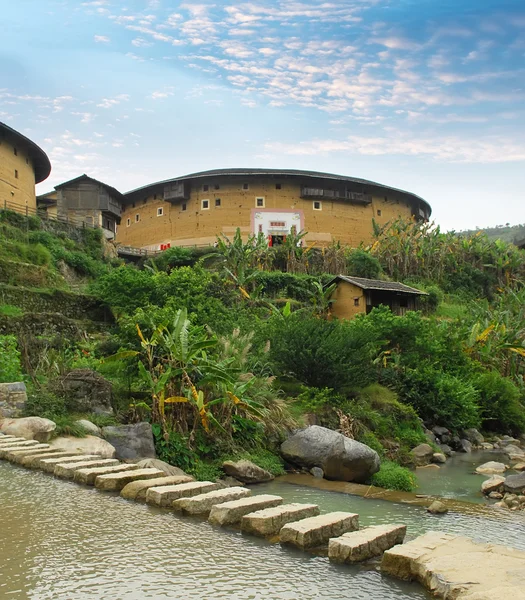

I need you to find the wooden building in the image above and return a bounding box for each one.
[328,275,427,320]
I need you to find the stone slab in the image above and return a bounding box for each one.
[74,463,141,485]
[0,441,40,456]
[37,454,96,472]
[120,475,193,502]
[55,459,120,479]
[209,495,283,526]
[328,524,406,563]
[0,438,36,446]
[22,451,81,468]
[0,435,20,442]
[7,446,56,463]
[381,530,525,599]
[146,481,221,507]
[94,468,165,491]
[173,487,251,516]
[280,512,359,549]
[241,503,321,537]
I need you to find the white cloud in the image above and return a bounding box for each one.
[94,34,110,43]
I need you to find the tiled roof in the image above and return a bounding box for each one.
[331,275,427,295]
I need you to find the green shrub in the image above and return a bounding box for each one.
[346,249,382,279]
[31,243,53,266]
[232,449,286,476]
[151,425,197,473]
[0,335,23,383]
[359,432,385,457]
[0,304,23,317]
[189,461,222,482]
[24,391,66,418]
[417,284,443,314]
[371,461,417,492]
[474,371,525,434]
[296,387,346,413]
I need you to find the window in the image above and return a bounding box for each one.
[377,209,382,216]
[256,197,265,208]
[132,202,136,208]
[153,194,157,200]
[14,169,18,179]
[214,184,220,190]
[157,207,164,217]
[182,203,187,211]
[203,184,209,192]
[13,147,17,156]
[215,198,221,207]
[126,218,131,227]
[201,199,210,210]
[275,183,282,190]
[354,297,360,307]
[135,214,140,222]
[242,183,249,190]
[384,196,388,202]
[313,201,322,210]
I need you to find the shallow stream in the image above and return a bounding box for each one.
[2,457,525,600]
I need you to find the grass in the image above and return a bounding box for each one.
[0,304,24,317]
[436,298,468,320]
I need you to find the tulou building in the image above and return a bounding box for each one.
[0,122,51,213]
[2,123,433,250]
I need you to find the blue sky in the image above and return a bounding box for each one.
[1,0,524,230]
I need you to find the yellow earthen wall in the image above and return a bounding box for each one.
[0,134,37,211]
[116,178,414,249]
[330,281,367,320]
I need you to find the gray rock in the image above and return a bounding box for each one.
[135,458,189,477]
[102,422,156,461]
[75,419,101,437]
[426,500,448,514]
[0,382,27,418]
[481,475,505,495]
[458,439,472,453]
[222,460,274,484]
[280,425,380,483]
[440,434,452,445]
[53,369,113,415]
[504,472,525,494]
[432,453,447,464]
[481,442,494,450]
[504,445,525,458]
[439,444,454,457]
[0,416,56,442]
[476,461,507,475]
[410,443,434,466]
[463,428,484,446]
[310,467,324,478]
[425,430,437,444]
[432,426,450,438]
[220,476,242,487]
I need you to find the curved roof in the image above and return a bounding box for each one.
[0,122,51,184]
[124,168,431,216]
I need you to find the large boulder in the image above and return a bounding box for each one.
[53,369,113,415]
[504,472,525,494]
[75,419,102,437]
[504,445,525,460]
[50,435,116,458]
[458,439,472,453]
[0,382,27,418]
[481,475,505,495]
[280,425,380,483]
[410,444,434,466]
[476,461,507,475]
[135,458,190,477]
[432,426,450,438]
[463,428,484,446]
[0,416,56,442]
[222,459,274,484]
[102,422,156,461]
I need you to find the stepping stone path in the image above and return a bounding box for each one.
[146,481,220,507]
[74,464,141,486]
[120,475,194,502]
[5,445,51,461]
[328,524,406,564]
[0,441,41,457]
[22,451,81,468]
[38,454,97,472]
[55,459,120,479]
[173,487,251,516]
[280,512,359,549]
[208,494,283,526]
[241,503,320,537]
[94,468,165,491]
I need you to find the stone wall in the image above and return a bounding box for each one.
[0,382,27,418]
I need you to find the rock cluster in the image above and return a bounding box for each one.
[425,425,485,457]
[480,466,525,510]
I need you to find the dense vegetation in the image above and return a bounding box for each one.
[2,209,525,490]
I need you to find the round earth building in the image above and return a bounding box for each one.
[117,169,431,250]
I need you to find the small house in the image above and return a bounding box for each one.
[328,275,427,319]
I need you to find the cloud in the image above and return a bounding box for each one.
[94,34,110,43]
[149,90,174,99]
[96,94,130,108]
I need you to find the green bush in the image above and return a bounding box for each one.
[31,243,53,266]
[189,461,222,482]
[24,391,67,418]
[474,371,525,434]
[0,304,24,317]
[231,449,286,476]
[371,461,417,492]
[346,249,382,279]
[151,425,197,473]
[0,335,23,383]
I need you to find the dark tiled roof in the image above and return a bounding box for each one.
[123,168,431,216]
[331,275,427,295]
[54,174,125,202]
[0,122,51,183]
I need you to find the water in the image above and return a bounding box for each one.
[2,461,525,600]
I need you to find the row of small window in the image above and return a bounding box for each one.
[201,183,283,192]
[12,147,30,164]
[126,206,168,225]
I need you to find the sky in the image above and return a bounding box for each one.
[1,0,524,231]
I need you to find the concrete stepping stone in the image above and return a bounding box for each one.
[120,475,194,502]
[74,463,141,485]
[22,451,81,468]
[95,468,165,491]
[0,441,41,456]
[55,459,120,479]
[6,446,53,463]
[146,481,221,507]
[173,487,251,516]
[328,524,407,563]
[241,503,320,537]
[0,435,21,443]
[280,512,359,549]
[209,494,283,526]
[0,438,37,445]
[39,455,101,473]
